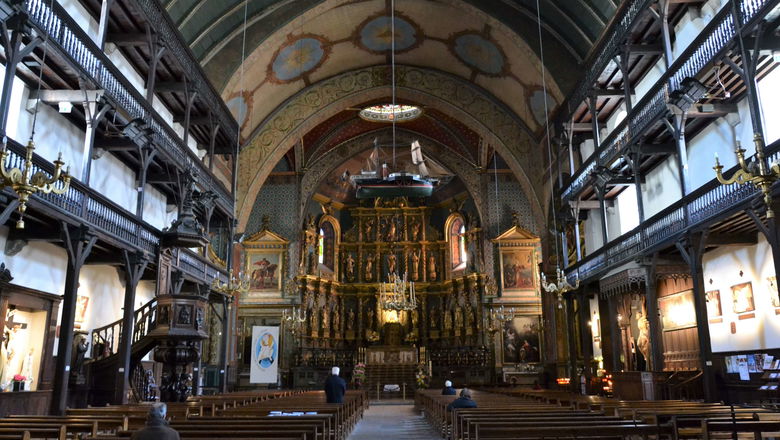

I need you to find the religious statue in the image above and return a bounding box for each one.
[429,311,438,330]
[428,254,437,281]
[310,304,320,331]
[411,308,419,329]
[466,232,481,273]
[347,308,355,331]
[333,303,341,335]
[387,254,397,276]
[364,218,374,241]
[321,305,330,332]
[410,218,421,241]
[365,253,375,282]
[367,308,375,331]
[346,253,356,281]
[443,310,452,331]
[178,305,191,325]
[386,217,397,241]
[454,309,463,329]
[636,311,651,364]
[411,251,420,281]
[465,304,475,329]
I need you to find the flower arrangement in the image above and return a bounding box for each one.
[352,363,366,388]
[415,363,429,389]
[12,375,25,382]
[366,330,380,342]
[11,375,26,392]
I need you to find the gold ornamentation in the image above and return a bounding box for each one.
[714,136,780,217]
[0,140,71,228]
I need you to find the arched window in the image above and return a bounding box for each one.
[449,217,466,270]
[319,221,336,271]
[318,228,325,265]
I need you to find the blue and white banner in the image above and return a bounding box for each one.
[250,326,279,383]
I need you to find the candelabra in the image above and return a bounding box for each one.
[714,138,780,217]
[485,304,515,334]
[283,306,307,336]
[211,269,249,297]
[0,140,71,228]
[541,265,580,305]
[380,272,417,312]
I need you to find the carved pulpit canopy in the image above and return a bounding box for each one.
[491,222,542,300]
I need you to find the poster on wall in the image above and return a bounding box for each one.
[731,282,755,314]
[250,326,279,384]
[502,315,541,364]
[658,290,696,331]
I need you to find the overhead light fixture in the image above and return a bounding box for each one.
[668,77,707,112]
[58,102,72,113]
[359,104,422,123]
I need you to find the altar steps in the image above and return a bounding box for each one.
[365,364,417,399]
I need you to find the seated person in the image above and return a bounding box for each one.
[131,403,180,440]
[441,380,456,395]
[446,388,477,411]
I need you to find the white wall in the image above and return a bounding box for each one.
[703,234,780,352]
[583,209,604,255]
[91,152,138,212]
[641,156,682,218]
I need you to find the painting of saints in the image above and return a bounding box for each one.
[249,254,281,291]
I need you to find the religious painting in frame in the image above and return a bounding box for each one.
[502,315,541,364]
[492,222,541,299]
[74,295,89,325]
[658,289,696,331]
[242,227,289,303]
[767,276,780,308]
[706,290,722,322]
[731,282,755,314]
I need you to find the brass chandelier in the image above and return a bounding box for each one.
[380,272,417,312]
[211,269,249,297]
[714,139,780,218]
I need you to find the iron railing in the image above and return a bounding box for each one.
[23,0,233,213]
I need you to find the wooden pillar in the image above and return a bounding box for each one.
[219,296,230,393]
[114,251,149,404]
[0,23,40,135]
[51,225,97,415]
[643,261,664,371]
[80,93,110,183]
[134,144,156,217]
[96,0,115,50]
[565,294,578,387]
[578,291,594,379]
[144,29,165,105]
[607,295,622,372]
[676,231,716,401]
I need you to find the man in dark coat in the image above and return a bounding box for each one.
[447,388,477,411]
[441,380,456,395]
[130,403,180,440]
[324,366,347,404]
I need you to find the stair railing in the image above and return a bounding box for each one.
[90,298,158,361]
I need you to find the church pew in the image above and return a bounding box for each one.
[179,415,331,440]
[703,419,780,440]
[474,423,676,440]
[0,426,65,440]
[454,412,619,440]
[0,434,30,440]
[2,415,126,433]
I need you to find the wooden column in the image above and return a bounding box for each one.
[565,294,578,390]
[0,22,40,134]
[607,295,622,372]
[51,225,96,415]
[114,251,149,404]
[676,231,715,401]
[643,260,664,371]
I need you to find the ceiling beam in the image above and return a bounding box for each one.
[687,103,739,118]
[707,233,757,246]
[107,33,148,47]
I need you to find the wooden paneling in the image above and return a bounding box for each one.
[658,278,701,370]
[0,390,51,417]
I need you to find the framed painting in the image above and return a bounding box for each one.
[246,251,283,292]
[768,276,780,308]
[731,282,755,314]
[74,295,89,324]
[502,315,541,364]
[659,290,696,331]
[500,248,536,291]
[706,290,722,317]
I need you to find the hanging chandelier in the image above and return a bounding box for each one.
[485,304,515,334]
[380,272,417,312]
[283,306,307,336]
[541,266,580,299]
[211,269,250,297]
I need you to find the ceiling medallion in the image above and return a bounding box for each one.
[359,104,422,123]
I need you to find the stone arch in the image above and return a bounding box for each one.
[237,65,546,234]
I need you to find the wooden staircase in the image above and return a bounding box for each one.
[86,299,159,405]
[365,364,416,400]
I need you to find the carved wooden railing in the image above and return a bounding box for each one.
[565,138,780,284]
[561,0,777,201]
[130,364,158,402]
[562,0,655,117]
[176,247,226,284]
[23,0,233,212]
[132,0,238,145]
[91,298,157,361]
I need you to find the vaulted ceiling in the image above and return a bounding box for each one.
[159,0,620,232]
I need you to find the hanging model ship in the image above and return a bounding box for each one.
[346,138,448,199]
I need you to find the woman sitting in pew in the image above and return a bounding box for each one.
[446,388,477,411]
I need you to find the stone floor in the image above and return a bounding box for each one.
[348,404,442,440]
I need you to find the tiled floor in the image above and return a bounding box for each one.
[348,404,442,439]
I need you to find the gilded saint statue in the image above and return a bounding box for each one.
[346,253,356,281]
[454,309,463,329]
[347,308,355,331]
[411,251,420,281]
[443,309,452,331]
[321,304,330,332]
[428,254,437,281]
[367,308,375,331]
[387,254,397,275]
[429,311,438,330]
[465,304,475,329]
[411,308,419,329]
[410,218,421,241]
[386,217,397,241]
[364,218,374,241]
[333,303,341,335]
[365,253,375,282]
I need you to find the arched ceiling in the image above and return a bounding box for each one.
[162,0,618,93]
[159,0,608,232]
